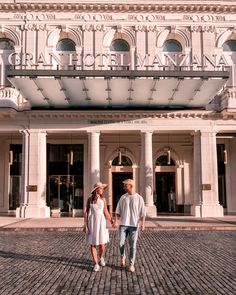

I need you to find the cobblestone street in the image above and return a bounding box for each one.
[0,230,236,295]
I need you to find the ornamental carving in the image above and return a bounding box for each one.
[202,26,216,33]
[20,24,47,31]
[75,14,111,21]
[13,14,25,20]
[81,24,104,31]
[103,15,112,21]
[74,14,83,20]
[81,24,93,31]
[190,26,202,32]
[147,25,159,32]
[184,14,225,22]
[135,14,164,22]
[94,25,105,31]
[134,25,146,32]
[14,13,55,21]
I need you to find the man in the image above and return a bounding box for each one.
[168,187,176,213]
[113,179,146,273]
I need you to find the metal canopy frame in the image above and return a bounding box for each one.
[7,69,229,109]
[7,69,229,79]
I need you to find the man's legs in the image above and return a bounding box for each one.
[168,196,172,212]
[173,200,176,212]
[119,226,128,265]
[128,227,138,270]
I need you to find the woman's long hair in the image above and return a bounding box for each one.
[91,188,105,203]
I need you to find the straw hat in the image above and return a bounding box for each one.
[122,179,134,186]
[91,182,108,194]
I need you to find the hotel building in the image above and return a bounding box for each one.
[0,0,236,218]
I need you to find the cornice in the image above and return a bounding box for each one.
[1,108,236,121]
[0,2,236,14]
[24,109,236,120]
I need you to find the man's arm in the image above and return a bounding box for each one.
[140,196,146,230]
[140,215,145,231]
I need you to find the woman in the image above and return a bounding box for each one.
[83,182,113,271]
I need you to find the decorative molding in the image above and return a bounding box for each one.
[20,24,47,31]
[0,3,235,14]
[81,24,104,31]
[23,109,236,121]
[190,25,216,33]
[184,14,225,22]
[13,13,55,21]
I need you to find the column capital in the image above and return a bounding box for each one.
[19,129,47,136]
[200,131,216,137]
[140,130,153,134]
[19,129,30,135]
[87,130,101,135]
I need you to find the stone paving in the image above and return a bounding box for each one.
[0,230,236,295]
[0,216,236,231]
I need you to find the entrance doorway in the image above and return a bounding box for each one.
[112,172,133,212]
[49,175,82,213]
[155,172,175,212]
[9,144,22,210]
[47,144,84,215]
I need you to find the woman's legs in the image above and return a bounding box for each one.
[99,244,106,258]
[91,245,98,264]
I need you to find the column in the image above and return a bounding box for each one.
[141,131,156,217]
[191,131,223,217]
[16,130,50,218]
[191,131,202,216]
[88,131,100,189]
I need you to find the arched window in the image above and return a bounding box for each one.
[156,155,175,166]
[112,155,132,166]
[110,39,130,52]
[56,38,76,51]
[163,39,182,52]
[223,40,236,52]
[0,38,15,50]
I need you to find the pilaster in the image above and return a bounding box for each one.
[191,131,223,217]
[16,130,50,218]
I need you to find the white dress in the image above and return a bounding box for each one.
[86,196,109,245]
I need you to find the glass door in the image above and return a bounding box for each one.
[47,144,84,214]
[49,175,83,212]
[9,175,21,210]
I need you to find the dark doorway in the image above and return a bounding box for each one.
[217,144,227,208]
[47,144,84,215]
[112,172,133,212]
[155,172,175,212]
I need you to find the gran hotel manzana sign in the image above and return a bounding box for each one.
[6,52,229,70]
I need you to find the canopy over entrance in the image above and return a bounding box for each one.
[7,69,229,109]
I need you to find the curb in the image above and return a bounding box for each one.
[0,226,236,232]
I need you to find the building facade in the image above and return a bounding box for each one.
[0,0,236,218]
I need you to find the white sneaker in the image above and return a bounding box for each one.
[100,257,106,266]
[129,264,135,273]
[93,263,100,272]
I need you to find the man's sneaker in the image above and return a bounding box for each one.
[100,257,106,266]
[129,264,135,272]
[93,263,100,272]
[120,256,126,267]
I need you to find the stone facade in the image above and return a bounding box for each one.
[0,0,236,218]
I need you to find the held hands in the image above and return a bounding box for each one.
[112,219,118,228]
[83,225,89,235]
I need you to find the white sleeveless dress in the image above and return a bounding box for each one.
[86,196,109,245]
